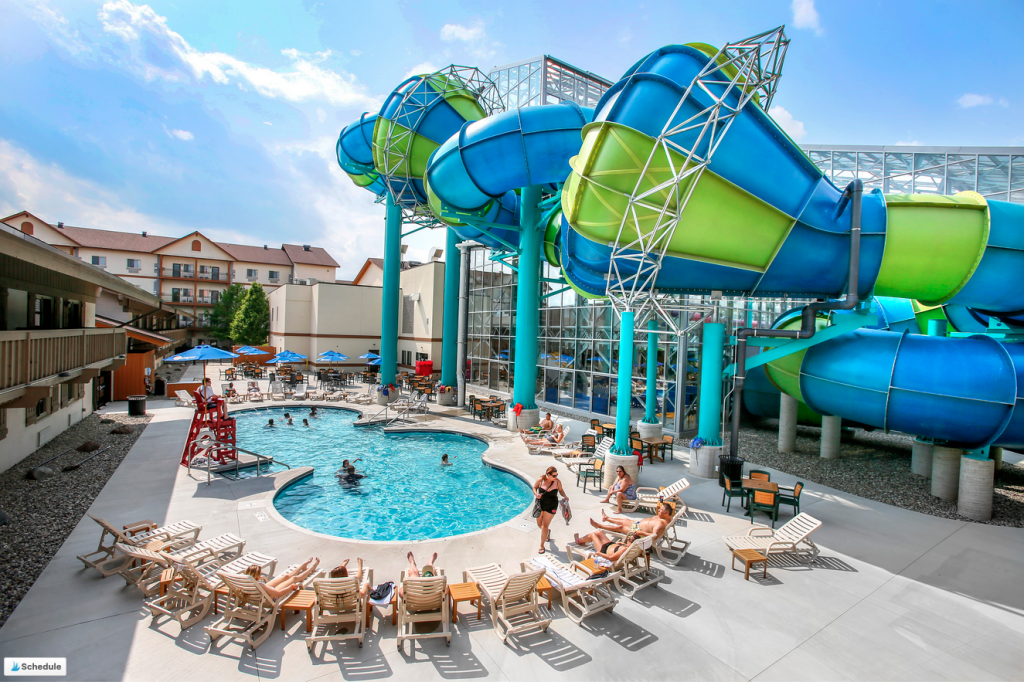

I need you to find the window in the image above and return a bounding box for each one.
[269,270,279,280]
[199,265,209,274]
[91,256,107,267]
[247,269,258,278]
[416,352,428,362]
[127,258,141,269]
[191,239,201,251]
[20,221,33,236]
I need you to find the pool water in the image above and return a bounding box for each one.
[233,407,534,541]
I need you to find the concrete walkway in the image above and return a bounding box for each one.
[1,389,1022,681]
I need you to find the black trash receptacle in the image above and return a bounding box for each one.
[128,395,147,416]
[718,455,745,487]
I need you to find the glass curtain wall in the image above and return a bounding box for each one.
[488,56,611,110]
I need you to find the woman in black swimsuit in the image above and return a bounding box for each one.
[532,466,565,554]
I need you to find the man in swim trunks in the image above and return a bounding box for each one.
[573,502,675,559]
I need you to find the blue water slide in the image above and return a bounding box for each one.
[948,200,1024,313]
[338,112,377,173]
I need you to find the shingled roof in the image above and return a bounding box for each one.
[216,242,294,266]
[282,243,340,267]
[57,225,177,251]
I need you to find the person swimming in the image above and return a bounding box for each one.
[283,412,291,419]
[441,454,455,466]
[339,465,364,486]
[265,418,275,428]
[309,406,319,417]
[336,458,363,477]
[302,418,310,427]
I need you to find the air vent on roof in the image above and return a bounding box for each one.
[142,231,147,237]
[264,245,268,250]
[303,244,311,251]
[57,222,64,229]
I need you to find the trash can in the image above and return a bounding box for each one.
[718,454,745,487]
[128,395,147,417]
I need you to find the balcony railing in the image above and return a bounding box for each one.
[162,295,218,305]
[0,328,126,393]
[161,268,230,282]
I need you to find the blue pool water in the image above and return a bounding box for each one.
[233,407,534,541]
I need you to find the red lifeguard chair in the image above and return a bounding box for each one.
[179,389,237,466]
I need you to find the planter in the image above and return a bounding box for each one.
[689,445,721,479]
[508,407,539,433]
[604,452,641,490]
[637,421,662,441]
[437,391,456,406]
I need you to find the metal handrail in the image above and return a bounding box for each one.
[187,438,290,485]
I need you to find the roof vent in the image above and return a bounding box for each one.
[264,245,268,250]
[57,222,64,229]
[303,244,311,251]
[142,231,147,237]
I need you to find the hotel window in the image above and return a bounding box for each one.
[91,256,106,267]
[269,270,280,280]
[127,258,141,269]
[247,269,258,278]
[191,239,201,251]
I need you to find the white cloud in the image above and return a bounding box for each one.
[263,121,273,126]
[895,139,922,146]
[166,127,194,141]
[440,22,484,42]
[768,105,807,142]
[792,0,823,36]
[405,62,441,78]
[316,108,326,123]
[0,138,186,235]
[23,0,89,54]
[95,1,380,108]
[956,93,1009,108]
[350,49,362,57]
[619,28,633,45]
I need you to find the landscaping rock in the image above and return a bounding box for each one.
[110,425,133,434]
[76,441,101,452]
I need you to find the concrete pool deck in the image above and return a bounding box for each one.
[1,390,1023,681]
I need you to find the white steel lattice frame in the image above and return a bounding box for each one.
[375,65,505,227]
[603,27,789,334]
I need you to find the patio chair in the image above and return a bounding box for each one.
[77,515,201,577]
[248,388,264,403]
[115,533,245,595]
[175,390,195,407]
[576,458,604,492]
[723,513,822,561]
[292,384,308,400]
[396,570,450,650]
[580,434,597,454]
[145,553,219,631]
[306,569,373,652]
[567,535,663,599]
[464,564,550,644]
[722,477,746,512]
[663,434,675,460]
[619,477,690,514]
[206,571,291,649]
[749,470,771,482]
[748,490,780,528]
[525,556,617,625]
[777,482,804,516]
[604,503,691,566]
[269,381,286,401]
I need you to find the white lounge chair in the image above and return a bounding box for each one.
[396,570,450,650]
[464,564,550,644]
[306,568,372,652]
[292,384,308,400]
[723,513,822,561]
[205,570,290,649]
[115,533,246,595]
[605,503,691,566]
[525,556,617,625]
[77,515,201,577]
[561,437,611,470]
[175,390,196,407]
[567,535,663,599]
[619,477,690,514]
[269,382,286,401]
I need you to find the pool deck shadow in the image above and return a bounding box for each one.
[2,386,1024,681]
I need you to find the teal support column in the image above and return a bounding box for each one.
[380,194,402,386]
[440,226,460,388]
[613,310,635,454]
[643,318,659,424]
[512,185,542,410]
[927,318,947,337]
[697,322,725,446]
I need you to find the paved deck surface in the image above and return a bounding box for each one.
[2,387,1023,681]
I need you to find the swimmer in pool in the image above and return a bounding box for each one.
[339,466,364,486]
[302,418,310,427]
[441,454,455,465]
[336,458,363,476]
[265,418,275,428]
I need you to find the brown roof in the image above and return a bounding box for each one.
[216,242,293,266]
[282,243,340,267]
[57,225,177,251]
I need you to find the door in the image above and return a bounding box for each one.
[172,263,181,277]
[211,266,219,281]
[171,288,180,303]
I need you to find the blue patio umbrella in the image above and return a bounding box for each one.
[367,358,381,366]
[358,352,381,360]
[235,345,268,355]
[318,350,348,367]
[165,344,239,379]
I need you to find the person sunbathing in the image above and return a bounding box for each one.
[398,551,439,599]
[524,424,564,447]
[519,412,554,436]
[226,382,239,398]
[575,502,675,549]
[328,557,370,598]
[247,381,260,397]
[601,466,637,513]
[243,557,320,598]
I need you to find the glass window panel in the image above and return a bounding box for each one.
[884,151,914,193]
[577,306,593,339]
[488,363,500,390]
[808,151,831,175]
[508,87,518,109]
[518,82,530,104]
[832,152,857,189]
[519,64,530,81]
[664,344,678,381]
[1010,156,1024,202]
[497,363,509,393]
[574,372,592,412]
[914,153,945,194]
[609,377,618,416]
[594,341,611,374]
[508,68,519,89]
[561,339,577,369]
[592,376,610,415]
[558,372,573,407]
[470,359,480,384]
[531,60,541,71]
[978,155,1010,197]
[530,71,540,100]
[498,70,507,95]
[576,340,593,373]
[543,369,559,404]
[857,152,883,190]
[546,94,560,105]
[946,155,977,194]
[561,308,576,338]
[595,306,612,339]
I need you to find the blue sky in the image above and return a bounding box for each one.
[1,0,1021,278]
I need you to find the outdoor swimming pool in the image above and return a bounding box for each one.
[234,407,534,541]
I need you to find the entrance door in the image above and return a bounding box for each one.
[172,263,181,277]
[211,266,220,281]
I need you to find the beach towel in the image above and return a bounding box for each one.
[560,497,572,526]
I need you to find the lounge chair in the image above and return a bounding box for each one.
[306,568,373,652]
[269,382,286,401]
[175,390,196,407]
[723,513,822,561]
[115,533,246,595]
[77,515,201,577]
[248,390,264,403]
[205,570,291,649]
[464,564,550,643]
[619,477,691,514]
[561,437,611,470]
[525,556,617,625]
[567,535,663,599]
[604,504,691,566]
[396,570,450,650]
[292,384,308,400]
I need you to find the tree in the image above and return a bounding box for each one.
[230,282,270,346]
[207,283,246,342]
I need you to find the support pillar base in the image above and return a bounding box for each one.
[637,421,662,440]
[958,457,994,521]
[690,445,722,479]
[911,438,934,477]
[778,393,798,454]
[991,446,1003,472]
[508,407,539,433]
[820,416,842,459]
[931,446,963,501]
[375,390,399,406]
[437,391,456,406]
[604,453,641,490]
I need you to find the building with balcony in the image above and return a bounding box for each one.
[2,211,341,346]
[0,220,174,471]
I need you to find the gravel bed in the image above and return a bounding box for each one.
[0,412,152,628]
[730,421,1024,527]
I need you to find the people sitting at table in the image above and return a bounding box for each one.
[197,378,227,419]
[523,424,565,447]
[601,466,637,514]
[574,503,675,551]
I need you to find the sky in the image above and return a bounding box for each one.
[1,0,1022,280]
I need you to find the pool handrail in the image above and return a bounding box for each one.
[187,437,291,486]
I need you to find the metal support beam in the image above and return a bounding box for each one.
[440,227,460,388]
[380,195,402,386]
[511,185,542,410]
[732,313,877,375]
[697,322,724,446]
[612,310,635,454]
[643,317,659,424]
